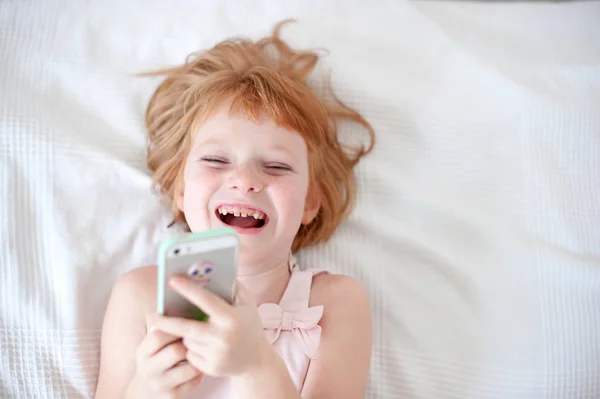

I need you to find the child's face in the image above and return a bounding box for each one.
[178,104,318,266]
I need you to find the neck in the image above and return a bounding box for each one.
[236,256,291,305]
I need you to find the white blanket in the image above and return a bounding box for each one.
[1,0,599,398]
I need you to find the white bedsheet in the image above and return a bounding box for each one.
[1,0,599,398]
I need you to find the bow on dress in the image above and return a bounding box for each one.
[258,303,324,359]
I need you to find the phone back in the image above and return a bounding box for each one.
[157,229,238,319]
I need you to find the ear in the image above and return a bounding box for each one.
[175,179,185,212]
[301,189,321,225]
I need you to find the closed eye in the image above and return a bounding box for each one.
[265,163,293,172]
[201,156,229,166]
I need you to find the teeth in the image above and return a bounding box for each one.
[218,206,265,220]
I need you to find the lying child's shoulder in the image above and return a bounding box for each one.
[108,265,158,317]
[309,272,371,319]
[115,265,158,292]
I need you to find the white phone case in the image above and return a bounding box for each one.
[157,228,239,320]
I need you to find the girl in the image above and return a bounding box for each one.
[95,21,375,399]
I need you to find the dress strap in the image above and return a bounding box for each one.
[279,254,326,312]
[258,255,327,359]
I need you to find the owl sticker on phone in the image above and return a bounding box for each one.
[187,261,214,287]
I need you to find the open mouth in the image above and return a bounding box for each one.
[215,205,268,230]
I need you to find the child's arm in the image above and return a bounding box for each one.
[94,266,203,399]
[301,274,373,399]
[94,268,151,398]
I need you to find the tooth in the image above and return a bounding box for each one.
[234,211,240,216]
[241,212,247,217]
[253,213,259,219]
[220,208,227,215]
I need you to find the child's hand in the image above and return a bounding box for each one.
[152,276,272,378]
[129,327,203,398]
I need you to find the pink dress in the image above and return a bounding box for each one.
[190,257,326,398]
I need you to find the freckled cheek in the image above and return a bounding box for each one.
[265,176,281,189]
[182,168,222,222]
[269,173,309,190]
[270,182,309,218]
[187,165,221,179]
[185,167,222,190]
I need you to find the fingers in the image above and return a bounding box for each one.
[182,335,213,354]
[137,328,181,359]
[150,340,189,371]
[152,314,213,339]
[146,355,203,394]
[135,327,206,396]
[169,275,231,321]
[169,275,230,315]
[175,373,204,397]
[163,360,202,388]
[186,350,210,374]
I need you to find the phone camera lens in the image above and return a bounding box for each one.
[174,249,180,255]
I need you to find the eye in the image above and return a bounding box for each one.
[204,267,212,274]
[264,163,293,173]
[200,156,229,167]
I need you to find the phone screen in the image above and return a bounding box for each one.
[157,231,238,320]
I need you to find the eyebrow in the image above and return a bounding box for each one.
[269,144,301,161]
[193,137,222,148]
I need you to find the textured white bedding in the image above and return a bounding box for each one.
[1,0,599,398]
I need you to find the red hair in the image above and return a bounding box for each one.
[143,20,374,252]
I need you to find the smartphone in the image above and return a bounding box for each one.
[157,228,239,321]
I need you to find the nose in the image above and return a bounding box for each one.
[227,164,264,193]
